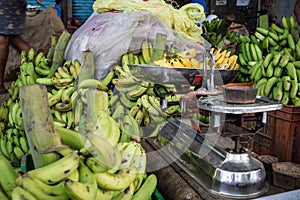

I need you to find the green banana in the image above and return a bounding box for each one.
[27,48,35,62]
[61,86,75,103]
[65,160,97,200]
[0,155,19,198]
[27,151,80,185]
[279,55,290,68]
[262,53,274,68]
[281,16,290,30]
[121,53,130,73]
[120,92,137,109]
[286,62,297,80]
[86,156,109,173]
[142,106,151,126]
[118,141,139,170]
[289,15,297,29]
[273,81,283,101]
[129,105,142,118]
[272,52,282,66]
[255,78,268,89]
[287,33,296,50]
[94,169,135,191]
[35,66,50,76]
[141,94,160,117]
[67,168,79,182]
[254,31,265,41]
[249,43,258,61]
[112,183,135,200]
[53,102,73,112]
[95,187,114,200]
[35,77,54,86]
[281,91,290,104]
[11,186,38,200]
[282,76,291,91]
[141,40,151,64]
[0,187,8,200]
[13,146,25,159]
[48,86,66,107]
[132,174,157,200]
[271,23,284,34]
[264,77,279,97]
[69,64,78,79]
[84,132,121,171]
[290,79,298,98]
[77,79,108,91]
[102,70,115,86]
[250,61,263,80]
[0,135,10,159]
[112,103,125,124]
[273,66,283,78]
[126,81,150,100]
[54,126,85,150]
[20,176,68,200]
[256,27,269,36]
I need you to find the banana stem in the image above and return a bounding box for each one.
[19,84,68,168]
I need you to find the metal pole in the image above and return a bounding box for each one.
[62,0,69,29]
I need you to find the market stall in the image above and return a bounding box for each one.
[0,0,300,199]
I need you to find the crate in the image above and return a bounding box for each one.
[272,162,300,190]
[253,131,273,155]
[252,105,300,164]
[270,105,300,164]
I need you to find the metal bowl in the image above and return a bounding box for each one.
[128,64,239,86]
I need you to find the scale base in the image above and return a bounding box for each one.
[156,119,269,199]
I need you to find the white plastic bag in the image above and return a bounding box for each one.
[65,11,206,80]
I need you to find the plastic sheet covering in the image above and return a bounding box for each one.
[64,11,206,80]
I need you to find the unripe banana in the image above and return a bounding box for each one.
[0,155,19,198]
[11,186,38,200]
[27,151,80,185]
[94,169,135,191]
[20,175,68,200]
[77,79,108,91]
[132,174,157,200]
[95,187,114,200]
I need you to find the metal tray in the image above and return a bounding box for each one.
[128,64,239,86]
[197,95,283,114]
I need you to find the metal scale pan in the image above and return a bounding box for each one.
[128,64,239,87]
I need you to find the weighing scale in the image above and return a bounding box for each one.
[128,53,283,199]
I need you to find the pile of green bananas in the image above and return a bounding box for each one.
[0,34,165,199]
[236,15,300,105]
[202,17,239,48]
[0,140,156,200]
